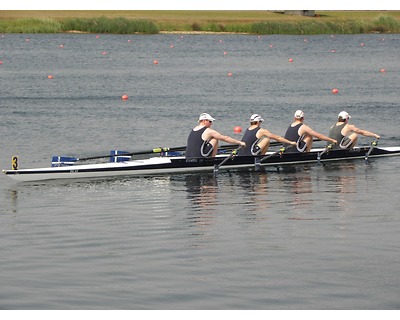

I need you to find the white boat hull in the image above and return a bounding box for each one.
[3,146,400,182]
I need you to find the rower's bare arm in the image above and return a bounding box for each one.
[212,131,245,146]
[268,132,296,145]
[223,135,246,146]
[307,127,337,144]
[351,125,380,139]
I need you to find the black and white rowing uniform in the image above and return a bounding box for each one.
[185,126,214,158]
[328,123,352,150]
[237,127,262,156]
[284,123,307,153]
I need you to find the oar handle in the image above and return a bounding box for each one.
[317,143,334,163]
[323,143,334,154]
[367,139,379,152]
[260,147,285,163]
[365,139,379,163]
[219,145,242,165]
[213,145,243,175]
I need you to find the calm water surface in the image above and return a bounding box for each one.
[0,33,399,309]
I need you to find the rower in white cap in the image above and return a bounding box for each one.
[238,114,296,156]
[284,110,337,152]
[328,111,380,150]
[185,113,245,158]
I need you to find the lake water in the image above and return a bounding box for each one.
[0,33,400,310]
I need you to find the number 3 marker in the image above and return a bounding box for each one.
[12,156,18,170]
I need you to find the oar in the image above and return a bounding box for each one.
[365,139,379,164]
[52,143,242,167]
[254,147,286,171]
[221,140,287,151]
[317,143,335,164]
[260,147,286,162]
[74,143,242,162]
[74,146,188,162]
[263,138,321,153]
[213,146,243,176]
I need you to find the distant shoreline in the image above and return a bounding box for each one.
[1,11,399,34]
[158,31,250,35]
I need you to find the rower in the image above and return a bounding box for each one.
[237,114,296,156]
[185,113,245,158]
[283,110,337,152]
[328,111,380,150]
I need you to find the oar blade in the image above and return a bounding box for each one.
[110,150,132,163]
[51,156,78,167]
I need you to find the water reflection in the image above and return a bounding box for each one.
[234,170,270,215]
[9,189,18,214]
[181,163,360,224]
[322,162,358,214]
[323,163,357,192]
[287,172,313,206]
[271,162,359,218]
[184,174,218,228]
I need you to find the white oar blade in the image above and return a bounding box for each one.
[51,156,77,167]
[110,150,132,163]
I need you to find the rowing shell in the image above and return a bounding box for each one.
[3,146,400,182]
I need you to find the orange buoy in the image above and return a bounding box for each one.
[153,60,159,65]
[331,88,339,94]
[223,51,228,55]
[289,58,293,63]
[380,68,386,73]
[102,51,107,55]
[121,95,129,101]
[227,72,233,77]
[234,126,242,134]
[47,75,54,79]
[0,60,2,65]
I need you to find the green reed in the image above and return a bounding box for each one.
[0,18,62,33]
[250,15,399,34]
[372,15,400,33]
[160,15,399,34]
[61,16,159,34]
[0,15,398,34]
[0,17,159,34]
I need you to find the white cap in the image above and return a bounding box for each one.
[294,110,305,119]
[250,114,264,123]
[338,111,351,120]
[198,113,215,122]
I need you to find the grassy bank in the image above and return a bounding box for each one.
[0,17,159,34]
[0,11,399,34]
